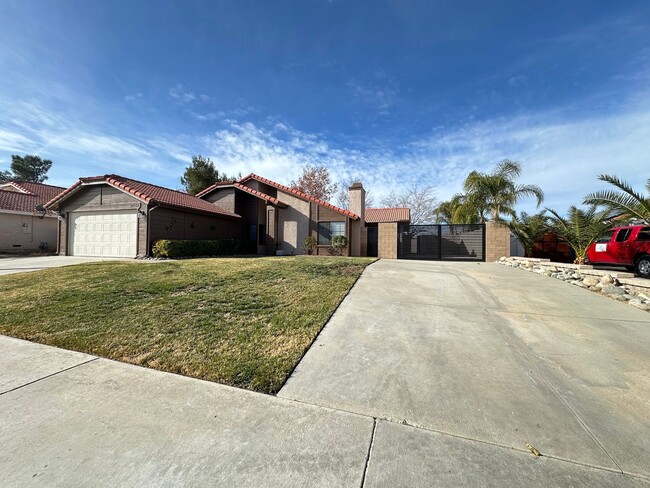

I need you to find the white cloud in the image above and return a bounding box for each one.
[0,129,33,153]
[169,84,196,103]
[124,93,143,102]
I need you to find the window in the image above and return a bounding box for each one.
[318,221,345,245]
[595,230,615,243]
[249,224,257,242]
[637,227,650,241]
[615,229,632,242]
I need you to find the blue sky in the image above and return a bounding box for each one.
[0,0,648,212]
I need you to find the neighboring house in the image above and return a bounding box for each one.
[46,175,241,258]
[0,181,66,253]
[197,173,410,258]
[45,172,409,259]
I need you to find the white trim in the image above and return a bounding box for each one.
[0,209,57,218]
[50,181,149,209]
[0,182,31,194]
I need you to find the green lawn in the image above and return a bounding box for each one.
[0,256,374,394]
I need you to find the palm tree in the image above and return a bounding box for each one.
[434,194,480,224]
[463,160,544,223]
[584,175,650,223]
[546,205,611,264]
[507,211,548,257]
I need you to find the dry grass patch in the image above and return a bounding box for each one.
[0,256,374,394]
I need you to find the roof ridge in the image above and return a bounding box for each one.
[0,182,33,194]
[104,174,196,198]
[4,180,66,190]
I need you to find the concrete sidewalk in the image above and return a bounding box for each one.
[0,336,373,487]
[0,256,130,276]
[1,335,640,487]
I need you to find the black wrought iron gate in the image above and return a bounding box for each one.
[397,224,486,261]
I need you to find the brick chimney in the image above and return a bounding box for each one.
[348,182,365,223]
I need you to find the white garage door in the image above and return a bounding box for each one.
[69,210,138,258]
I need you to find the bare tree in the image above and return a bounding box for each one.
[290,165,338,201]
[381,184,438,224]
[335,180,375,209]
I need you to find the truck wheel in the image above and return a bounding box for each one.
[635,255,650,279]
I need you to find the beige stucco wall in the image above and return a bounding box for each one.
[0,213,58,252]
[276,190,311,255]
[378,222,398,259]
[203,188,236,213]
[485,222,511,262]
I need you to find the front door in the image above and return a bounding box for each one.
[367,226,378,257]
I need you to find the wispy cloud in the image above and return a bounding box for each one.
[124,93,143,102]
[169,84,197,103]
[348,70,400,117]
[1,86,647,214]
[0,130,33,153]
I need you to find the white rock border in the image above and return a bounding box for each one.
[497,256,650,312]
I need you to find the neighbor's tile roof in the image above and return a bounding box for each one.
[365,207,411,223]
[46,175,241,219]
[0,181,66,214]
[239,173,359,219]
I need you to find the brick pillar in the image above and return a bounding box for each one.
[485,222,510,262]
[378,222,398,259]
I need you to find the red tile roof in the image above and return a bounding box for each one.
[238,173,359,219]
[46,175,240,219]
[196,181,287,207]
[195,181,236,198]
[365,207,411,223]
[233,183,287,207]
[0,181,66,215]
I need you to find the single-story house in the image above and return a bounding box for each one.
[196,173,410,258]
[46,172,409,258]
[46,175,242,258]
[0,181,66,253]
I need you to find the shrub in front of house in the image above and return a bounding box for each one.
[301,236,317,255]
[152,239,241,258]
[331,235,348,256]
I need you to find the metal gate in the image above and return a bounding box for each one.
[398,224,485,261]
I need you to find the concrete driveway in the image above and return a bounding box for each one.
[1,260,648,487]
[279,259,650,486]
[0,255,131,275]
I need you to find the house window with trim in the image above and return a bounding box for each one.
[318,221,345,245]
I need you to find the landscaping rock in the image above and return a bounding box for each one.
[631,301,650,311]
[602,285,626,296]
[582,276,599,287]
[600,274,614,285]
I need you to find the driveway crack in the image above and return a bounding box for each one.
[360,418,377,488]
[483,307,624,473]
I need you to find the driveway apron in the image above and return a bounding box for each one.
[279,260,650,480]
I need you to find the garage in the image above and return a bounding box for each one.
[46,174,243,258]
[69,210,138,258]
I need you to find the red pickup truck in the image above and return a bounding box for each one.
[587,225,650,278]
